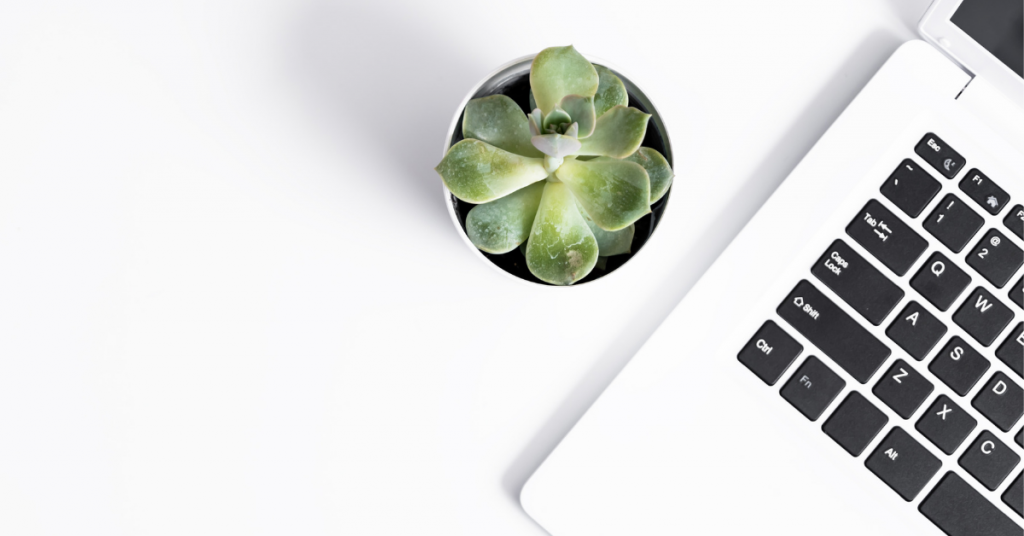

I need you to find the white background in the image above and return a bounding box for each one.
[0,0,935,534]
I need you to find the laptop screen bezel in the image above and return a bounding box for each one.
[919,0,1023,108]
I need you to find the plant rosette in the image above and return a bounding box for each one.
[436,45,673,286]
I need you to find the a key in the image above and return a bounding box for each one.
[924,194,984,253]
[865,427,940,501]
[959,169,1010,215]
[914,133,965,179]
[929,336,990,396]
[880,159,941,217]
[996,323,1023,378]
[915,395,976,455]
[780,356,845,421]
[973,372,1024,432]
[822,391,888,456]
[777,280,891,383]
[846,200,928,276]
[738,320,803,385]
[920,472,1022,535]
[910,252,972,312]
[953,287,1015,347]
[960,430,1021,491]
[885,301,946,360]
[1005,204,1024,239]
[811,239,903,326]
[873,359,933,419]
[1011,277,1023,309]
[967,229,1023,288]
[1005,472,1024,518]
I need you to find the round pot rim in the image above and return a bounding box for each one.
[440,52,672,288]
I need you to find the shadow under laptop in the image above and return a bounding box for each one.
[502,29,907,512]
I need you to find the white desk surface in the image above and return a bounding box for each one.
[0,1,933,534]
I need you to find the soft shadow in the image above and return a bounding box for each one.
[286,2,487,227]
[502,30,905,509]
[886,0,936,32]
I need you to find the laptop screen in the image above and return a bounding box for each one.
[951,0,1024,77]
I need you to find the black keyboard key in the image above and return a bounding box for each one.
[873,359,934,419]
[968,229,1023,289]
[1011,277,1023,309]
[1005,204,1024,240]
[880,159,941,217]
[915,133,965,179]
[920,472,1022,535]
[777,280,891,383]
[954,287,1015,347]
[1005,472,1024,518]
[997,324,1023,378]
[1018,429,1023,448]
[916,395,977,454]
[973,372,1024,432]
[960,168,1010,215]
[865,427,940,501]
[738,320,803,385]
[886,301,946,360]
[930,336,991,396]
[780,356,845,421]
[960,430,1021,490]
[925,194,984,253]
[911,251,972,311]
[811,239,903,326]
[846,200,928,276]
[822,391,888,456]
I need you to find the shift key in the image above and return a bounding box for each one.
[778,280,891,383]
[846,200,928,276]
[812,239,904,326]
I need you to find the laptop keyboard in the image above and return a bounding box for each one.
[738,133,1024,535]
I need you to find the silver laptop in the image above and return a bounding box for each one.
[521,0,1024,534]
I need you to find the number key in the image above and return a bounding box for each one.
[925,194,984,253]
[880,159,940,217]
[967,229,1023,288]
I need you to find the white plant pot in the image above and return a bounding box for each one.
[440,54,673,286]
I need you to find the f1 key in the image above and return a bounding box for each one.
[915,133,965,179]
[960,168,1010,215]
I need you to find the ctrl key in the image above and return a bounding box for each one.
[865,427,940,501]
[738,320,803,385]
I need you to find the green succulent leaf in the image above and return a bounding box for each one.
[542,108,572,132]
[465,181,545,254]
[531,133,581,159]
[436,139,549,204]
[559,95,596,138]
[462,95,542,158]
[530,45,599,116]
[529,90,536,112]
[577,106,650,159]
[600,147,673,203]
[526,182,599,285]
[582,208,634,256]
[555,158,650,231]
[593,65,629,117]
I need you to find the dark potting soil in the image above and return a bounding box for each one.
[446,67,671,285]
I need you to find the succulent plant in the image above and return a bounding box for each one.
[436,46,673,285]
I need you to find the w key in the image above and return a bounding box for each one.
[811,239,903,325]
[953,287,1015,346]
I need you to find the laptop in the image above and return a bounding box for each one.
[521,0,1024,534]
